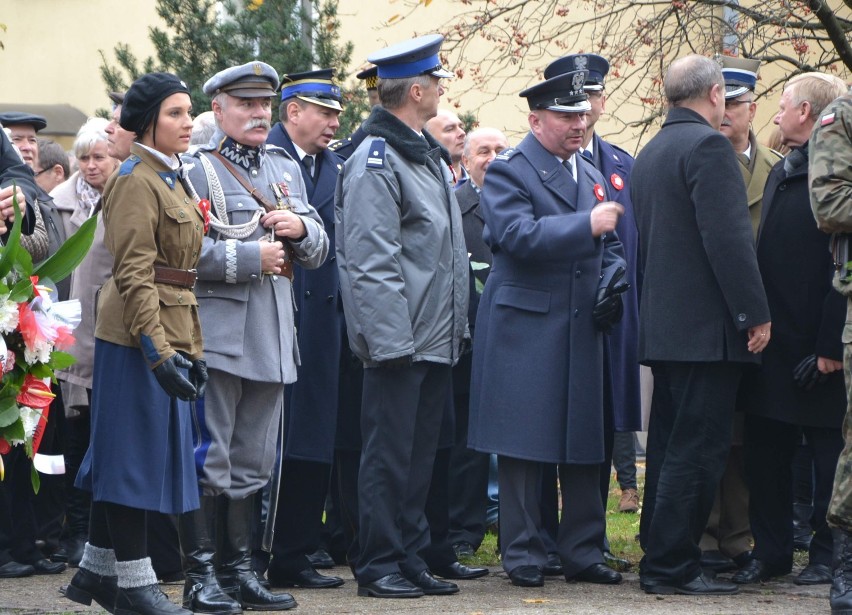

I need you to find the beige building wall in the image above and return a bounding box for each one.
[0,0,160,143]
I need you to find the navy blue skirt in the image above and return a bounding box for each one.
[75,340,200,514]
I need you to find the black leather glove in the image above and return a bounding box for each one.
[792,354,829,391]
[188,359,209,399]
[153,354,197,401]
[459,337,472,357]
[378,355,413,370]
[593,266,629,333]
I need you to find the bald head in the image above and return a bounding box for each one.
[425,109,466,164]
[462,127,509,188]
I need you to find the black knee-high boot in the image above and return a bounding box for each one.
[179,496,241,614]
[216,496,296,611]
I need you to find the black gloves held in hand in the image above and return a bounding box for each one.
[593,266,630,334]
[153,354,197,401]
[189,359,209,399]
[792,354,829,391]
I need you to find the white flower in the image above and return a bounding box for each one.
[20,406,41,440]
[24,339,52,365]
[0,296,19,334]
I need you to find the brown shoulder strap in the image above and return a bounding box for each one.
[209,150,278,213]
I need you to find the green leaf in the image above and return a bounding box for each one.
[29,364,52,379]
[2,417,23,441]
[9,276,32,302]
[48,351,76,371]
[0,396,18,427]
[33,215,97,284]
[0,186,24,280]
[30,463,40,493]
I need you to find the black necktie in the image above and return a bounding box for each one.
[302,155,314,178]
[562,158,578,203]
[563,158,575,177]
[581,149,593,162]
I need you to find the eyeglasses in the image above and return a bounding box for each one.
[32,168,49,177]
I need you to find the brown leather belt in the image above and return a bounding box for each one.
[265,260,294,281]
[154,265,197,289]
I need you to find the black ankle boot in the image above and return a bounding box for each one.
[178,497,242,614]
[216,496,297,611]
[114,584,192,615]
[64,567,118,614]
[832,528,852,615]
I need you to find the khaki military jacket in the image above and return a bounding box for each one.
[740,132,782,239]
[95,144,205,367]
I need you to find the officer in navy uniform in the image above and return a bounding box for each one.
[180,61,329,614]
[542,53,641,572]
[335,34,469,599]
[262,68,346,590]
[468,69,627,589]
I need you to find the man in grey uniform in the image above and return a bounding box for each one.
[180,61,328,614]
[335,34,469,599]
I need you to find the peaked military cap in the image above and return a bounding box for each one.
[0,112,47,131]
[356,66,379,91]
[520,70,591,113]
[367,34,453,80]
[720,56,761,99]
[280,69,342,111]
[544,54,609,91]
[203,61,279,98]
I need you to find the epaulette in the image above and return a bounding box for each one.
[329,137,351,152]
[118,155,142,177]
[366,139,385,169]
[494,148,518,161]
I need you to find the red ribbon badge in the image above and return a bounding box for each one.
[610,173,624,191]
[198,199,211,234]
[593,183,606,202]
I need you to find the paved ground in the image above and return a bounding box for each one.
[0,564,831,615]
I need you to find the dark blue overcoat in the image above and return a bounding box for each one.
[267,123,343,463]
[594,135,642,432]
[468,132,626,464]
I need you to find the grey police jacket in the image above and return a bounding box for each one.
[335,107,469,367]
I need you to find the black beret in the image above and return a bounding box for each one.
[121,72,190,135]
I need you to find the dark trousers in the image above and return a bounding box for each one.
[355,362,451,583]
[639,361,743,586]
[612,432,638,491]
[499,456,604,577]
[268,459,332,575]
[446,354,490,551]
[420,446,457,570]
[744,414,843,569]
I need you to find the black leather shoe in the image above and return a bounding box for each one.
[508,565,544,587]
[306,548,335,570]
[357,572,424,598]
[30,558,67,575]
[700,549,736,573]
[732,550,753,569]
[796,563,833,585]
[731,559,789,584]
[568,563,622,585]
[542,553,563,576]
[407,569,459,595]
[603,550,630,572]
[643,571,739,595]
[64,568,119,614]
[452,542,475,559]
[432,561,489,580]
[0,560,35,578]
[115,583,192,615]
[268,566,345,589]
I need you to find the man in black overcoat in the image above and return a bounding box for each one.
[733,72,849,587]
[630,55,771,596]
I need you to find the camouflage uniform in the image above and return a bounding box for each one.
[810,92,852,531]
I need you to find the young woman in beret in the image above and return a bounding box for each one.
[64,72,206,615]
